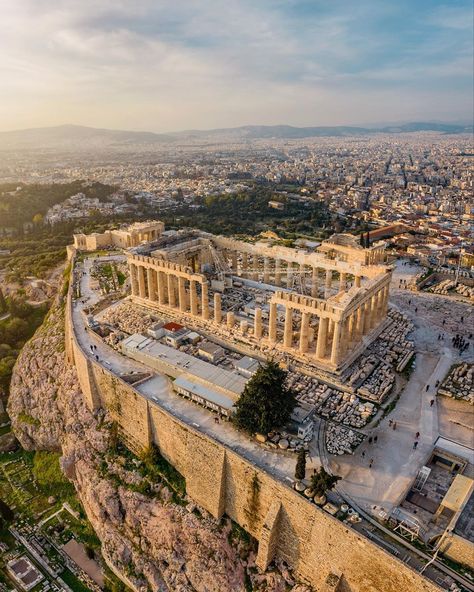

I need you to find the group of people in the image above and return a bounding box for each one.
[452,334,471,354]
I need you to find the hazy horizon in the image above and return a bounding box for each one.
[1,0,473,133]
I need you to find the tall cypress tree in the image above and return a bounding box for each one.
[295,449,306,481]
[233,360,296,434]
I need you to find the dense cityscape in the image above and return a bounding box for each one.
[0,0,473,591]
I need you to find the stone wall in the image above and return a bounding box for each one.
[66,289,441,592]
[439,532,474,569]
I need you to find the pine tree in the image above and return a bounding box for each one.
[233,360,296,434]
[310,467,341,497]
[295,449,306,481]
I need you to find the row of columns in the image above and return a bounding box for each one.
[223,250,361,295]
[130,259,388,369]
[259,282,390,366]
[130,263,209,320]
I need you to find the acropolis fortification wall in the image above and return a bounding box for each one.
[64,279,440,592]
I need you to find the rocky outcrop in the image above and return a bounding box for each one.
[8,292,311,592]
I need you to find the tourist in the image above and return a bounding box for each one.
[369,459,373,468]
[430,399,435,407]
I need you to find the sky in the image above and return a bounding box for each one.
[0,0,472,132]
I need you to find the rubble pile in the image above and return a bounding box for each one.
[357,363,395,402]
[455,283,474,299]
[287,374,375,428]
[368,310,415,373]
[264,431,307,453]
[428,279,474,298]
[325,423,364,455]
[343,310,413,402]
[101,301,155,334]
[438,363,474,404]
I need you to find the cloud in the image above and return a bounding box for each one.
[0,0,472,130]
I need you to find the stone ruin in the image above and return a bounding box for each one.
[325,423,365,456]
[287,373,376,429]
[428,279,474,299]
[438,363,474,405]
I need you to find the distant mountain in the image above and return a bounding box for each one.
[0,121,471,150]
[0,124,173,149]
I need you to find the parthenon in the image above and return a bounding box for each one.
[127,229,392,373]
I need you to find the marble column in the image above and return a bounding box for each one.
[147,267,156,301]
[325,269,332,298]
[355,275,361,288]
[287,262,294,288]
[339,272,347,292]
[316,316,329,359]
[227,311,235,329]
[274,259,282,286]
[311,267,318,297]
[330,321,343,366]
[242,252,248,274]
[263,258,270,284]
[130,264,139,296]
[157,271,166,304]
[299,311,310,353]
[231,251,238,271]
[201,281,209,320]
[138,266,146,298]
[254,307,262,339]
[300,263,306,292]
[178,277,187,312]
[383,285,390,314]
[251,256,258,281]
[269,302,277,343]
[283,306,293,348]
[355,305,364,340]
[363,300,371,334]
[369,294,378,328]
[214,292,222,323]
[167,274,176,307]
[190,280,198,316]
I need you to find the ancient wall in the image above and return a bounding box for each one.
[439,532,474,569]
[65,287,441,592]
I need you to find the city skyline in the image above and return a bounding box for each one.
[0,0,473,133]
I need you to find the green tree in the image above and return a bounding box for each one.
[310,467,341,497]
[233,360,296,434]
[295,449,306,481]
[0,288,6,313]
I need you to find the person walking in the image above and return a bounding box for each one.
[413,441,418,449]
[430,399,435,407]
[369,459,374,468]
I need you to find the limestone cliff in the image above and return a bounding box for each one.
[8,293,311,592]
